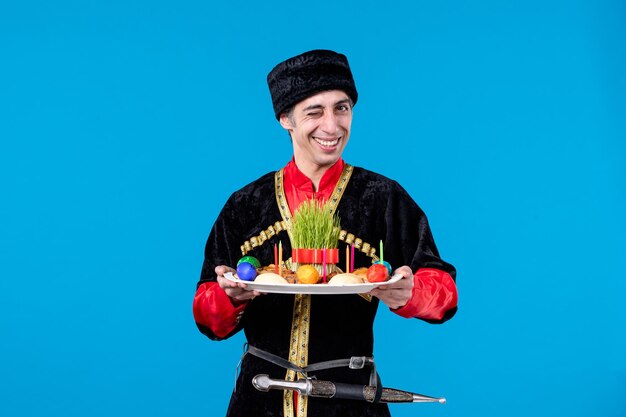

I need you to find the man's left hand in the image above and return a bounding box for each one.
[368,265,414,309]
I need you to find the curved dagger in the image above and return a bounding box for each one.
[252,374,445,404]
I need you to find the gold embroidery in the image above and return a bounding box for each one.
[283,294,310,417]
[275,169,294,244]
[240,220,289,256]
[277,164,353,417]
[326,164,352,215]
[337,233,379,262]
[362,242,370,254]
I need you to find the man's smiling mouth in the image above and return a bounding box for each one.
[313,137,340,147]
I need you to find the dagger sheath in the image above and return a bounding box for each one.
[311,380,430,403]
[252,374,445,404]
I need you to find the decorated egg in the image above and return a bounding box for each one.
[366,263,389,283]
[236,262,257,281]
[237,256,261,269]
[374,260,392,275]
[296,265,320,284]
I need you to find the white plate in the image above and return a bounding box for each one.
[224,272,402,295]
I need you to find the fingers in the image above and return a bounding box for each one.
[369,266,414,309]
[369,288,381,297]
[370,288,410,309]
[372,290,411,309]
[215,265,263,302]
[393,265,413,280]
[215,265,236,276]
[220,279,255,301]
[384,267,412,292]
[216,275,242,293]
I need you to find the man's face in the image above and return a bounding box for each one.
[280,90,352,174]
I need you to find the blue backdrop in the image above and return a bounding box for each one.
[1,1,625,416]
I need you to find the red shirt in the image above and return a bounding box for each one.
[282,158,345,213]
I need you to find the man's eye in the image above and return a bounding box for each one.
[337,105,348,112]
[307,112,322,117]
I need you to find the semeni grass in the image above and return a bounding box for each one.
[290,199,341,249]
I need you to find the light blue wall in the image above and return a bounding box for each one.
[1,1,625,416]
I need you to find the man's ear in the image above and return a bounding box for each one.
[279,113,293,130]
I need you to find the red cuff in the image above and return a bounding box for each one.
[193,282,247,338]
[393,268,457,320]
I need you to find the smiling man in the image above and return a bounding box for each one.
[279,90,352,185]
[193,50,458,417]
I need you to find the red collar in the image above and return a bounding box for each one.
[282,158,345,215]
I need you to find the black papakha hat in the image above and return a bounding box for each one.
[267,49,358,120]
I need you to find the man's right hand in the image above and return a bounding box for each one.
[216,265,262,304]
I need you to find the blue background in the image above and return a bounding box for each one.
[1,1,625,416]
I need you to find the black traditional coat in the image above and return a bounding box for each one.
[196,164,456,417]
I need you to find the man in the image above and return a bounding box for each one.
[193,50,458,417]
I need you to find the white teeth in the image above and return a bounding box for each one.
[314,137,339,147]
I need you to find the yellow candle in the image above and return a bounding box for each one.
[346,245,349,273]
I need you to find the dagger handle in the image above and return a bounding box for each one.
[308,380,335,397]
[332,382,367,401]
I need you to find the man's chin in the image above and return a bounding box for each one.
[315,155,342,169]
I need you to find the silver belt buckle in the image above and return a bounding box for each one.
[349,356,367,369]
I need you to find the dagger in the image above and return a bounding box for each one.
[252,374,446,404]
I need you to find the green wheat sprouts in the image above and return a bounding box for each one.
[291,199,341,249]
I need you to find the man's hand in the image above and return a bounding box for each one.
[216,265,262,304]
[368,265,414,309]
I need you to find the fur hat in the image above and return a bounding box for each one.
[267,49,358,120]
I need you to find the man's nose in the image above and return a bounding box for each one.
[320,111,339,134]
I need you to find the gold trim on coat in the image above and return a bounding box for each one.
[276,163,353,417]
